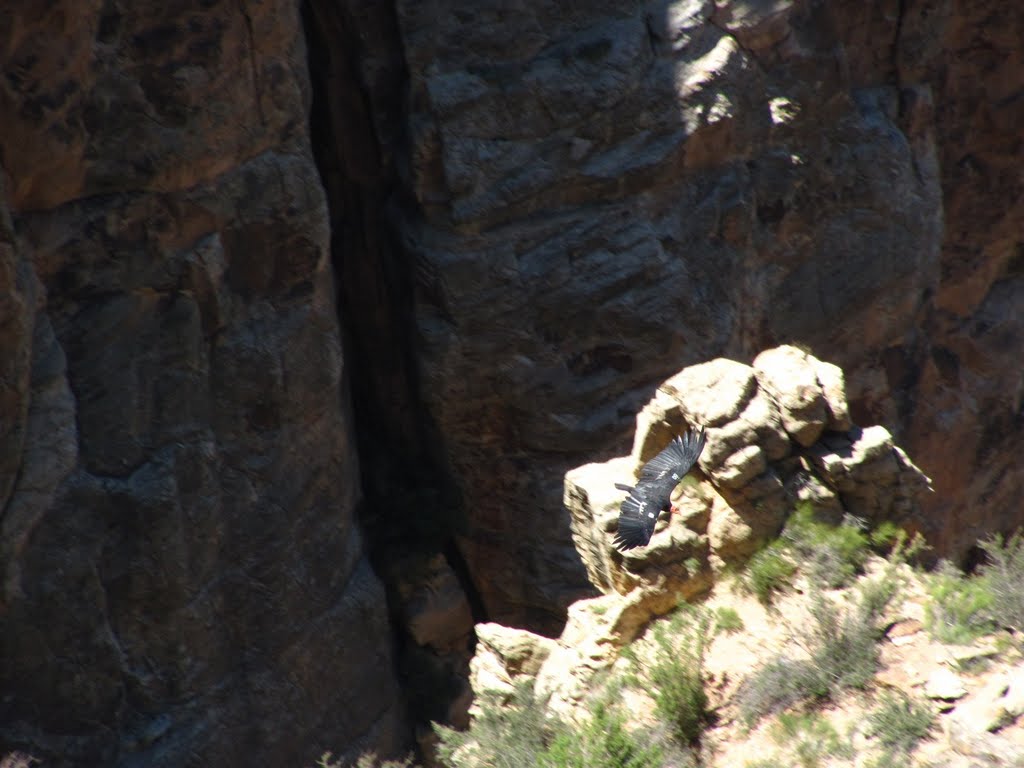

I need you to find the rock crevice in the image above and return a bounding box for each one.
[302,0,480,739]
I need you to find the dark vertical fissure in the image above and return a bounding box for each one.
[300,0,486,732]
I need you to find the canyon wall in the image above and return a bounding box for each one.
[0,0,1022,764]
[0,2,404,766]
[393,0,1024,631]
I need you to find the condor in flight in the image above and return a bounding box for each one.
[613,426,706,551]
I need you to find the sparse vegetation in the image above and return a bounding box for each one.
[740,541,796,606]
[649,606,713,745]
[924,560,998,644]
[744,712,853,768]
[919,532,1024,645]
[542,702,665,768]
[863,753,913,768]
[773,712,854,768]
[618,644,642,688]
[435,682,547,768]
[683,556,702,577]
[804,588,886,688]
[865,690,935,755]
[739,580,895,725]
[869,521,905,553]
[434,682,664,768]
[737,655,828,724]
[739,505,886,606]
[781,507,871,588]
[978,531,1024,633]
[437,524,1022,768]
[715,605,744,634]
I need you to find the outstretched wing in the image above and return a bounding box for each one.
[613,485,660,551]
[639,426,706,484]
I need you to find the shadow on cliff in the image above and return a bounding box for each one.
[301,0,487,736]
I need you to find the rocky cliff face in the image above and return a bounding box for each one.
[1,0,1022,765]
[393,0,1023,631]
[0,2,404,766]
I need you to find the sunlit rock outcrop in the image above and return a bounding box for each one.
[565,347,932,609]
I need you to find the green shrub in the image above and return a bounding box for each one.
[924,533,1024,643]
[542,702,663,768]
[739,584,892,724]
[782,507,871,588]
[869,521,904,552]
[925,561,997,644]
[863,754,912,768]
[744,713,853,768]
[434,682,663,768]
[771,712,854,768]
[739,506,882,606]
[865,690,934,754]
[737,656,826,725]
[649,607,712,745]
[803,590,884,690]
[715,606,744,634]
[979,531,1024,633]
[435,682,548,768]
[740,541,797,606]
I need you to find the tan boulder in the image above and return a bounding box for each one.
[710,443,766,489]
[469,623,555,715]
[565,457,712,604]
[1003,663,1024,720]
[808,425,932,525]
[947,664,1024,738]
[812,357,853,432]
[945,722,1024,767]
[753,345,830,447]
[535,590,675,720]
[565,347,932,646]
[659,358,758,428]
[630,390,689,470]
[564,456,638,594]
[925,667,968,701]
[707,496,757,568]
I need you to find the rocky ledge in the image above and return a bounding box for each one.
[566,345,930,610]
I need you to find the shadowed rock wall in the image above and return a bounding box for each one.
[389,0,983,634]
[1,0,1022,763]
[0,2,404,765]
[391,0,1023,631]
[896,0,1024,556]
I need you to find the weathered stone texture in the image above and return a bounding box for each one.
[469,622,555,714]
[0,3,404,766]
[1,1,309,211]
[391,0,1002,630]
[1,0,1023,762]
